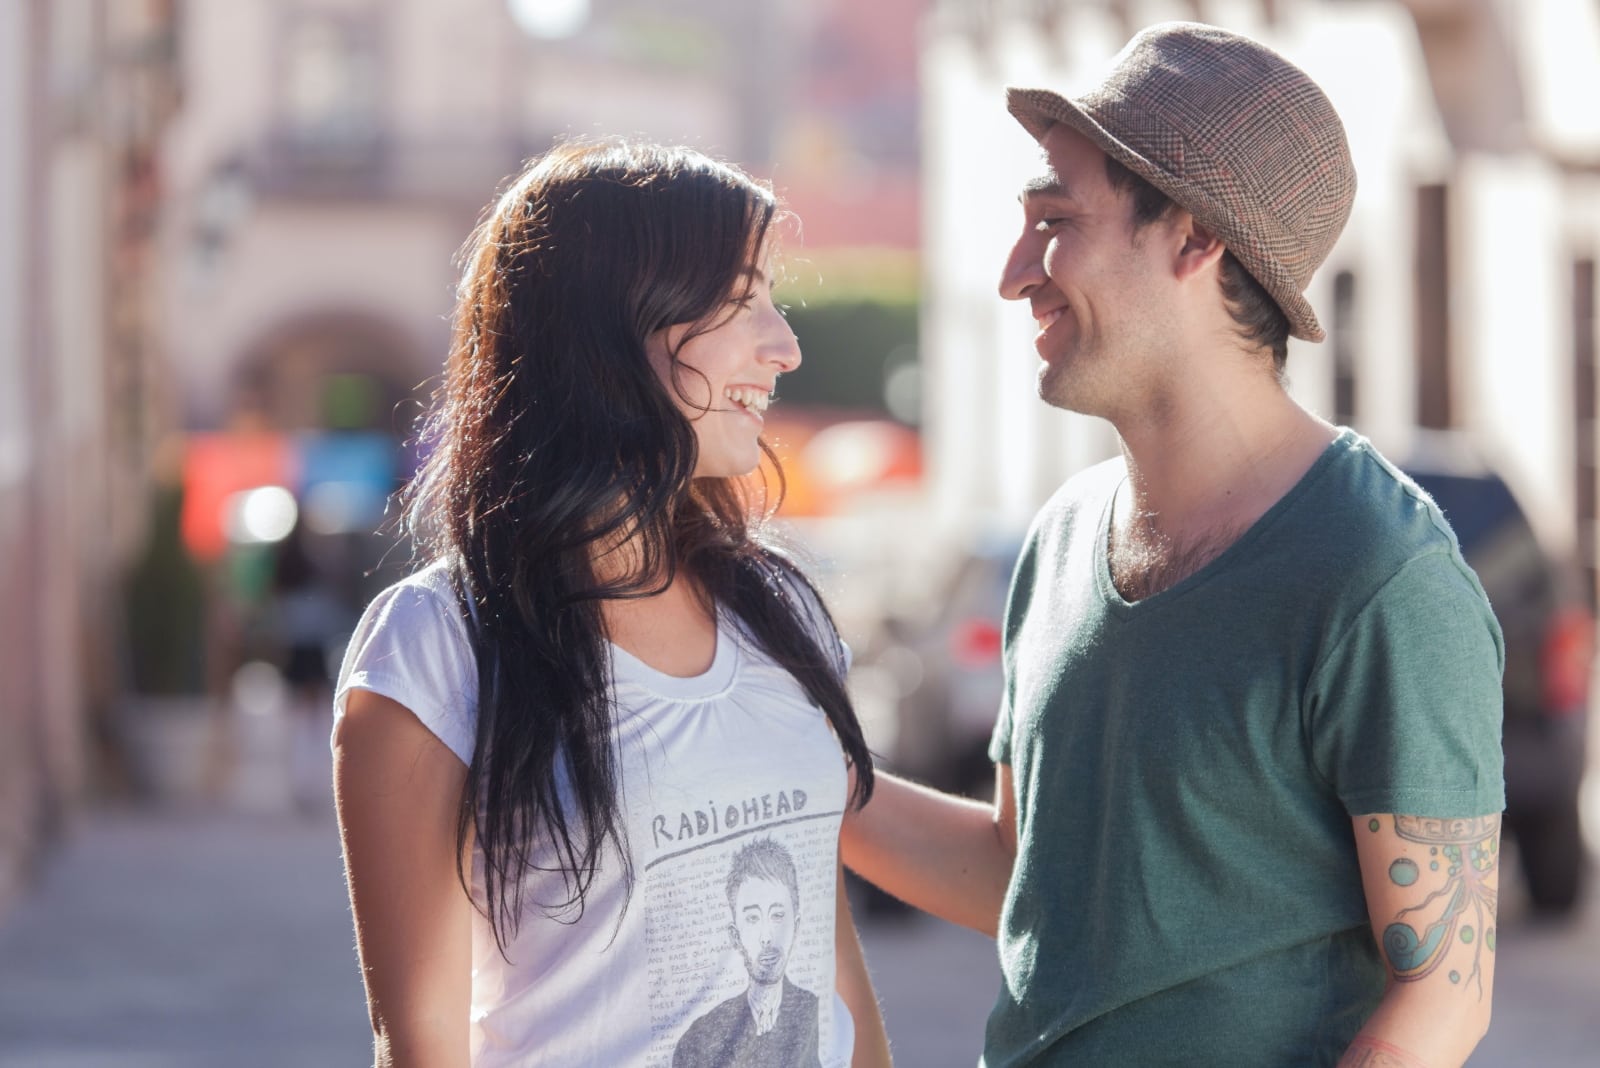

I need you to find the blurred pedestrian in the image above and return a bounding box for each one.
[266,518,343,813]
[842,22,1505,1068]
[332,140,889,1067]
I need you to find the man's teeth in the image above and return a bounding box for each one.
[723,387,771,414]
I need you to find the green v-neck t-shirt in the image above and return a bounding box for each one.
[984,429,1505,1067]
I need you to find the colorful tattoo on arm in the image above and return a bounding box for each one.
[1370,814,1499,996]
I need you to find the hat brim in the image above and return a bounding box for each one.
[1006,87,1325,343]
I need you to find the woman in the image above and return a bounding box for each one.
[332,139,891,1067]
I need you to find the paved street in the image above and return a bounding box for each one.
[0,809,370,1068]
[0,804,1595,1067]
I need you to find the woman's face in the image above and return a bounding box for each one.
[647,248,801,479]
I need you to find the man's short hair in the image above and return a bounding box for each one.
[1103,154,1291,372]
[724,837,800,914]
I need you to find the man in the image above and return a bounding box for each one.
[674,838,822,1067]
[843,22,1505,1068]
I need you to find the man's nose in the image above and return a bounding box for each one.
[998,233,1046,302]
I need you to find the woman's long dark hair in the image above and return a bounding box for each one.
[405,140,875,952]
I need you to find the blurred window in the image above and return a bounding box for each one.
[1415,183,1452,429]
[278,10,383,152]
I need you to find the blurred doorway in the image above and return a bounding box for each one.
[232,310,426,435]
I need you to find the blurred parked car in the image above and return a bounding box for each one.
[865,535,1022,801]
[868,436,1592,916]
[1403,434,1592,916]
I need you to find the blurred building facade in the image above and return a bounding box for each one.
[0,0,179,909]
[160,0,925,434]
[920,0,1600,594]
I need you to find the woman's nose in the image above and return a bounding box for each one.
[762,307,802,373]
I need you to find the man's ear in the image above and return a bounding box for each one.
[1171,213,1226,282]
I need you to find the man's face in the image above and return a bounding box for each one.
[997,123,1181,419]
[730,875,796,987]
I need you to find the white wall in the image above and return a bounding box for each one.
[168,202,458,421]
[1457,156,1574,551]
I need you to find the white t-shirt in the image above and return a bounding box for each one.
[335,560,856,1067]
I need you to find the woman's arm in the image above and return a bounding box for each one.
[334,689,474,1068]
[835,857,893,1067]
[841,764,1016,936]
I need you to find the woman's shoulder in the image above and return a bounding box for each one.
[338,557,479,764]
[343,558,479,689]
[733,546,849,677]
[362,558,468,629]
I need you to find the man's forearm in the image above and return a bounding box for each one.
[1336,983,1491,1068]
[1337,1035,1434,1068]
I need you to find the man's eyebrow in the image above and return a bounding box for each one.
[1019,174,1070,203]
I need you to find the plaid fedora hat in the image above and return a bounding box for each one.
[1007,22,1356,342]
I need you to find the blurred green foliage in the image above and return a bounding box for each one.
[123,484,210,696]
[780,297,918,414]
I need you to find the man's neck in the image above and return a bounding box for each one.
[1103,376,1335,600]
[745,978,784,1034]
[1112,377,1334,543]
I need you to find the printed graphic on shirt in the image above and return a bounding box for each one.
[641,786,843,1068]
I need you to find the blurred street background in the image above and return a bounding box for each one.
[5,0,1600,1064]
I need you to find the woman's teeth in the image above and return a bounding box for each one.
[723,387,771,414]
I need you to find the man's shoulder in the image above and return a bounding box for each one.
[782,977,820,1010]
[696,992,749,1026]
[1290,431,1462,561]
[675,993,744,1058]
[1048,454,1126,507]
[1028,454,1125,537]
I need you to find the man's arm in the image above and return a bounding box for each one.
[1338,813,1500,1068]
[840,763,1017,936]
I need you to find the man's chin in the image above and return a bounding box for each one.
[1036,365,1077,413]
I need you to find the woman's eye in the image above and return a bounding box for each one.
[1035,217,1065,232]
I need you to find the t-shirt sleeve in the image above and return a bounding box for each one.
[1307,549,1506,818]
[333,572,479,766]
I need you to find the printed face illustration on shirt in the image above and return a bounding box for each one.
[671,836,829,1067]
[733,875,796,986]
